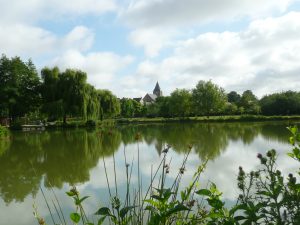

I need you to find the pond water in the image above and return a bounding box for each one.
[0,121,299,224]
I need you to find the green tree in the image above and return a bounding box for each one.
[120,98,135,118]
[169,89,192,117]
[85,84,100,120]
[40,67,63,121]
[59,69,87,123]
[97,90,120,119]
[156,96,171,117]
[227,91,241,105]
[260,91,300,115]
[41,67,101,122]
[192,80,227,117]
[0,55,41,122]
[240,90,260,114]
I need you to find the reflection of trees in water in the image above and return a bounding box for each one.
[0,121,292,203]
[260,123,291,144]
[0,129,121,203]
[0,138,10,156]
[118,122,291,160]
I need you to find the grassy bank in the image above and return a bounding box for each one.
[116,115,300,124]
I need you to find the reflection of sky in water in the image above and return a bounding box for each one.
[0,122,299,225]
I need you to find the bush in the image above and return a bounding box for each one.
[0,125,9,137]
[85,120,96,127]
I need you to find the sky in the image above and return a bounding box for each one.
[1,0,300,98]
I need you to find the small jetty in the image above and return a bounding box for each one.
[22,124,45,131]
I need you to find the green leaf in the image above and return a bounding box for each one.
[145,205,157,212]
[207,198,224,210]
[70,212,81,223]
[151,195,164,201]
[120,206,136,219]
[196,189,211,196]
[95,207,111,216]
[66,191,76,197]
[76,196,89,205]
[97,216,106,225]
[234,216,246,221]
[165,204,190,217]
[229,203,248,215]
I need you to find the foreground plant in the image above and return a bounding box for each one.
[37,126,300,225]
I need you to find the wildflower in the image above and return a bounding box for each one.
[179,167,185,174]
[70,187,79,196]
[162,148,169,154]
[257,153,262,159]
[38,218,45,225]
[238,166,245,176]
[260,157,267,165]
[126,163,130,168]
[188,144,193,149]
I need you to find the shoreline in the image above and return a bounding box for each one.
[115,115,300,124]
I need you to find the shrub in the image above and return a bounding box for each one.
[85,120,96,127]
[0,125,9,137]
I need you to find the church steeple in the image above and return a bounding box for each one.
[153,81,162,97]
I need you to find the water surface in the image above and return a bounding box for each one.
[0,121,299,224]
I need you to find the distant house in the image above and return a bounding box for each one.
[142,82,163,105]
[132,82,163,105]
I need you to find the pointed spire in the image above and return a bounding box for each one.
[153,81,162,97]
[154,81,160,92]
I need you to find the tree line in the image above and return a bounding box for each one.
[0,55,120,124]
[1,54,300,124]
[121,80,300,118]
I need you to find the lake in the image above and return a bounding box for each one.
[0,121,299,224]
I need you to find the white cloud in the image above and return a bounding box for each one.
[0,0,118,23]
[50,50,134,90]
[122,12,300,97]
[0,25,94,58]
[122,0,297,57]
[123,0,294,28]
[129,28,178,57]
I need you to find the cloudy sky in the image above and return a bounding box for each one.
[1,0,300,98]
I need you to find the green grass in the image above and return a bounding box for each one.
[115,115,300,124]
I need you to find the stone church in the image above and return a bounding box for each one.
[135,82,163,105]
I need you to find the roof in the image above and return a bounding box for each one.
[143,93,157,102]
[153,82,161,92]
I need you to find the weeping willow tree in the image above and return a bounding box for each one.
[84,84,100,120]
[97,89,121,120]
[41,67,100,123]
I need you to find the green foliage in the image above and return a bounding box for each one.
[169,89,192,117]
[227,91,241,105]
[97,89,121,119]
[192,80,227,117]
[260,91,300,116]
[86,120,96,127]
[0,54,41,121]
[239,90,260,114]
[0,125,9,137]
[120,98,136,118]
